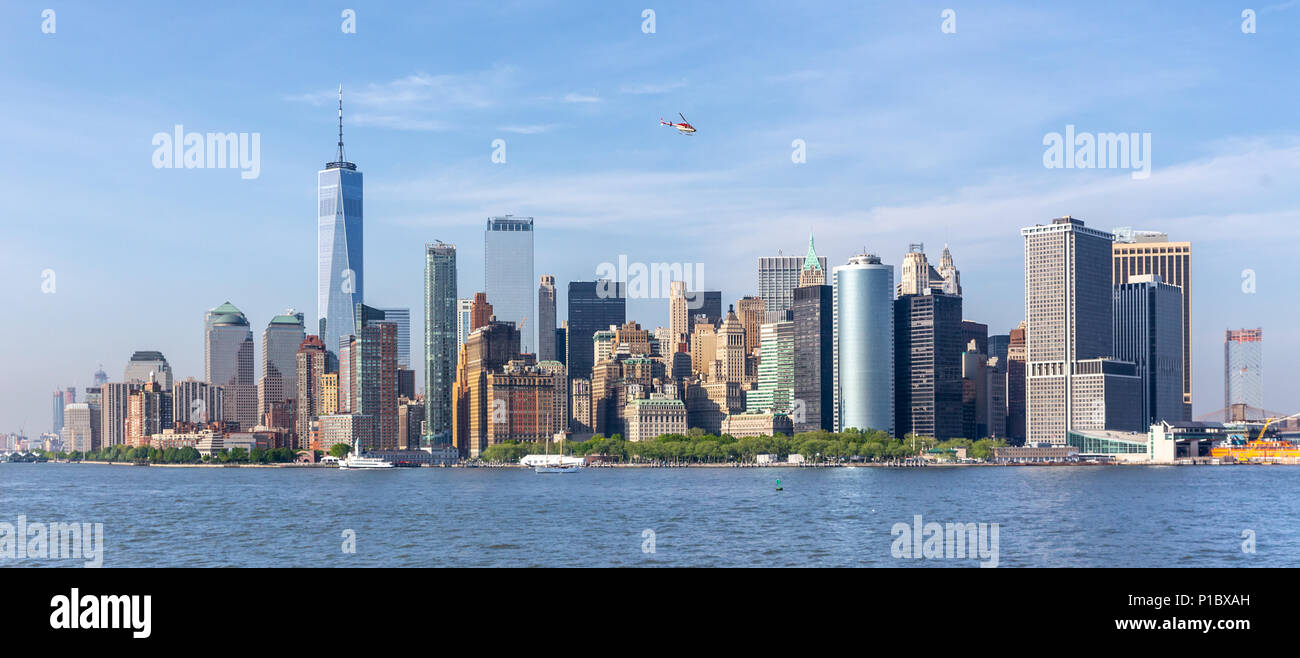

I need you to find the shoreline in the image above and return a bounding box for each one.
[17,459,1294,469]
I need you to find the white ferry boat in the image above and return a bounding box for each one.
[338,440,394,469]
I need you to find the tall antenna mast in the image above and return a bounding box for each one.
[337,84,346,163]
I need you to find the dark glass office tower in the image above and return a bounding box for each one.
[792,285,834,432]
[685,290,722,326]
[424,242,457,443]
[893,293,964,440]
[566,280,625,380]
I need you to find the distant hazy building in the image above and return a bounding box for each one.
[484,215,535,354]
[424,241,458,443]
[759,236,828,317]
[537,274,557,362]
[258,310,305,425]
[1022,217,1129,444]
[833,253,895,435]
[1114,274,1186,426]
[1112,227,1192,416]
[52,390,67,435]
[124,351,174,391]
[205,301,256,430]
[1224,328,1263,418]
[61,403,98,453]
[566,280,626,380]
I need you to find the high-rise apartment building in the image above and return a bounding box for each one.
[1114,274,1186,426]
[126,381,172,447]
[205,301,256,430]
[1006,322,1027,444]
[318,88,364,357]
[346,304,398,450]
[424,241,458,443]
[833,253,894,435]
[172,378,223,427]
[1112,228,1192,416]
[452,321,521,458]
[715,307,747,383]
[736,296,766,356]
[484,215,535,354]
[457,298,474,350]
[61,403,97,453]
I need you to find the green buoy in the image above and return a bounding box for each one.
[776,478,783,491]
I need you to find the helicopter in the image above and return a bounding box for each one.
[659,113,696,135]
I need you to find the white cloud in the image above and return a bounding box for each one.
[562,92,601,103]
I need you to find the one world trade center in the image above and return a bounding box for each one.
[318,85,363,358]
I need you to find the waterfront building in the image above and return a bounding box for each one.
[1112,228,1192,416]
[424,241,458,442]
[61,403,98,453]
[318,87,364,357]
[893,291,963,440]
[205,301,256,430]
[123,350,174,391]
[484,215,535,354]
[397,397,425,450]
[100,382,142,447]
[1114,274,1186,426]
[625,396,688,442]
[452,321,521,458]
[1021,217,1119,445]
[486,360,568,446]
[126,380,172,448]
[317,413,374,454]
[721,412,793,438]
[833,253,895,435]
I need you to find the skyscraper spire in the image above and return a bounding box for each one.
[337,84,346,164]
[799,233,824,287]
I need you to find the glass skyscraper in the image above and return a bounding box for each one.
[566,280,626,380]
[378,307,411,369]
[205,301,256,430]
[833,254,894,435]
[484,216,535,354]
[425,242,457,443]
[318,87,363,358]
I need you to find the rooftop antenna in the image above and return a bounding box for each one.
[337,84,346,163]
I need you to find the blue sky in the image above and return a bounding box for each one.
[3,1,1298,434]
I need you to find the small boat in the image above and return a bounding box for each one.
[534,432,581,474]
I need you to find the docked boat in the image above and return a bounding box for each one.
[531,432,581,473]
[338,440,395,469]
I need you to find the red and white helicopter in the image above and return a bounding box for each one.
[659,113,696,135]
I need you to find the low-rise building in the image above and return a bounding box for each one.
[624,397,687,442]
[720,412,794,438]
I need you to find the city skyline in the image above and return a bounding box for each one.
[4,3,1297,432]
